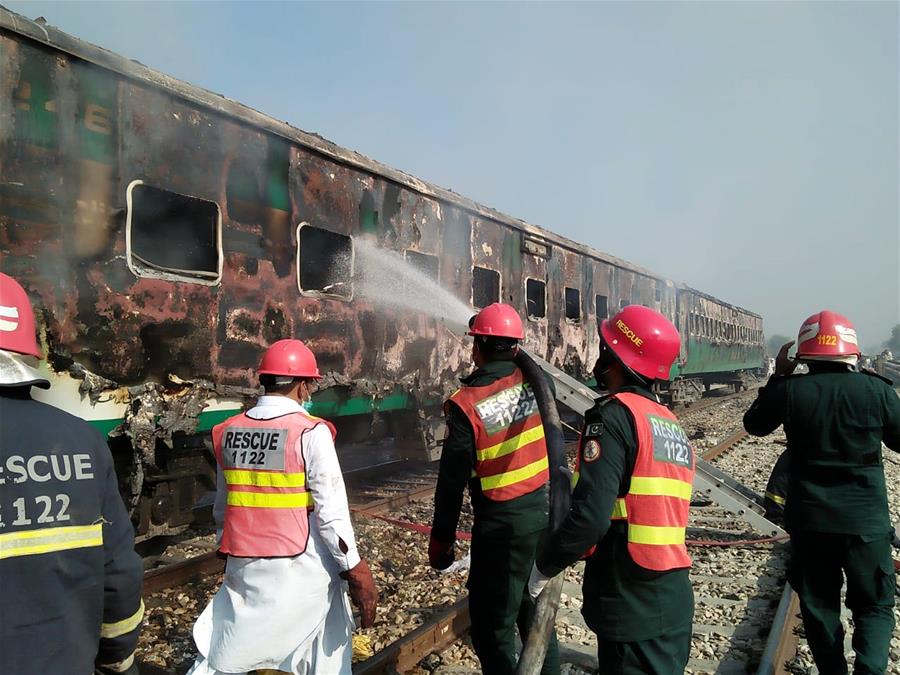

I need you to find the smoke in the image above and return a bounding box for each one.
[350,238,472,326]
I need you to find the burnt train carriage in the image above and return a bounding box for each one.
[0,9,764,538]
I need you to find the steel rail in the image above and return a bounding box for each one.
[756,583,801,675]
[353,599,471,674]
[701,429,750,461]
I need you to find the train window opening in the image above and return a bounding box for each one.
[472,266,500,308]
[619,298,628,311]
[526,279,546,319]
[126,181,222,284]
[405,249,439,282]
[297,223,353,299]
[565,287,580,322]
[595,294,609,322]
[654,285,663,302]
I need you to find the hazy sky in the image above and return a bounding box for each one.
[7,1,899,350]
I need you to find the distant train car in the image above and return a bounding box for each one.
[0,9,764,538]
[671,287,765,403]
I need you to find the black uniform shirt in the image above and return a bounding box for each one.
[0,388,143,675]
[431,360,549,542]
[537,385,693,642]
[743,364,900,534]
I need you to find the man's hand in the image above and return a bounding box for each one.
[774,341,798,377]
[428,534,455,570]
[341,559,378,628]
[527,562,551,600]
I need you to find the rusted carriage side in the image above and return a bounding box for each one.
[0,9,763,538]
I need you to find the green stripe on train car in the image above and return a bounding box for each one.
[677,338,764,375]
[85,390,441,437]
[88,418,125,437]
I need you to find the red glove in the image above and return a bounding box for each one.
[340,559,378,628]
[428,534,455,571]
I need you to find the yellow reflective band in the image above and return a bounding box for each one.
[628,476,692,501]
[571,471,580,488]
[611,498,627,519]
[224,470,306,488]
[480,456,549,491]
[101,599,145,639]
[765,490,786,506]
[627,524,686,546]
[0,523,104,560]
[477,425,546,461]
[227,491,313,508]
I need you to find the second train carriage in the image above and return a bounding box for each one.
[0,8,764,538]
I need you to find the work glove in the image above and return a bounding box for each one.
[428,534,455,571]
[527,562,551,600]
[95,652,139,675]
[341,558,378,628]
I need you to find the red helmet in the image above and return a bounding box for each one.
[258,339,321,379]
[796,310,860,360]
[0,272,42,358]
[599,305,680,380]
[467,303,524,340]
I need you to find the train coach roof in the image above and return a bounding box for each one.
[677,285,762,320]
[3,6,741,299]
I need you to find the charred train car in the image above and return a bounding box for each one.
[0,10,764,537]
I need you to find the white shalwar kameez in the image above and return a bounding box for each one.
[187,396,360,675]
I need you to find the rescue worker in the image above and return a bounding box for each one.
[743,311,900,675]
[0,272,144,675]
[528,305,695,675]
[187,339,378,675]
[429,303,560,675]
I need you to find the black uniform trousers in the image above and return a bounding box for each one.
[467,531,560,675]
[789,531,896,675]
[596,627,692,675]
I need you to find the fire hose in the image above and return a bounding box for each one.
[514,349,572,675]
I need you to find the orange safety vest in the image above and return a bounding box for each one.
[608,392,694,571]
[447,369,550,501]
[212,410,335,557]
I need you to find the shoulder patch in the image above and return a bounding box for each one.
[585,422,604,437]
[582,439,602,463]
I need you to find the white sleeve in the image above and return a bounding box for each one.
[213,463,226,546]
[303,424,361,571]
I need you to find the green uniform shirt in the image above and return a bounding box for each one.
[537,385,693,642]
[743,364,900,535]
[431,360,549,543]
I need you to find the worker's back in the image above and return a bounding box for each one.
[0,389,144,675]
[760,365,899,534]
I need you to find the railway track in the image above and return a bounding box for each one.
[136,389,810,675]
[349,399,799,675]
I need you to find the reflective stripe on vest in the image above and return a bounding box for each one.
[0,523,103,560]
[224,469,309,489]
[610,392,695,571]
[213,410,335,557]
[447,369,550,501]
